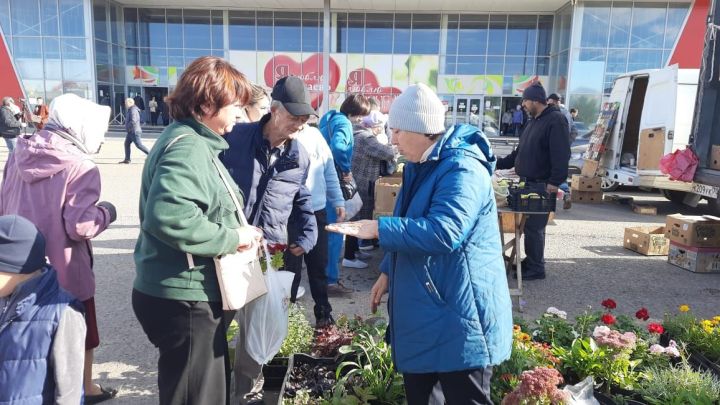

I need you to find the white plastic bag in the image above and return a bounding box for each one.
[243,243,295,364]
[562,376,600,405]
[345,192,363,220]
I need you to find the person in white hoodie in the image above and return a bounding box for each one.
[287,124,345,325]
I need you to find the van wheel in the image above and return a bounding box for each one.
[601,178,619,192]
[662,189,687,204]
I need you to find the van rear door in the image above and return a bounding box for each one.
[638,66,678,173]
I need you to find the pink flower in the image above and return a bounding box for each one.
[594,329,637,350]
[502,367,569,405]
[649,344,665,354]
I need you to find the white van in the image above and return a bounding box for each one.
[596,65,699,199]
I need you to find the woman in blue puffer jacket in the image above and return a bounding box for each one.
[328,83,513,404]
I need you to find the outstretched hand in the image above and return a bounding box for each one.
[326,220,379,240]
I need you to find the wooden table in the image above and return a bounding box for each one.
[497,209,551,312]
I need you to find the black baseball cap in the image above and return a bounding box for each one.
[270,76,318,117]
[547,93,561,102]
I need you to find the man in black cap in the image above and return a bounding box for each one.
[547,93,577,143]
[497,82,570,280]
[0,215,87,405]
[221,76,319,404]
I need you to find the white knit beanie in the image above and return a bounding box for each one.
[388,83,446,135]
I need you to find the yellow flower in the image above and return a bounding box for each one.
[713,316,720,322]
[679,304,690,312]
[519,333,531,342]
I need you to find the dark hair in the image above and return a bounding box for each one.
[570,108,578,114]
[167,56,251,121]
[426,132,444,141]
[340,93,371,117]
[367,97,380,110]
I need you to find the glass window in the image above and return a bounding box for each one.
[458,14,488,56]
[96,63,112,82]
[558,7,572,52]
[302,12,320,52]
[486,57,503,75]
[606,49,627,73]
[608,2,631,48]
[346,13,364,53]
[446,15,458,55]
[536,57,549,75]
[167,48,183,66]
[274,12,301,52]
[93,1,107,41]
[364,13,392,54]
[579,48,606,62]
[0,0,10,36]
[580,3,610,48]
[443,55,456,74]
[212,10,223,50]
[46,80,64,101]
[95,39,109,64]
[61,37,86,59]
[411,14,440,54]
[112,43,123,65]
[166,9,182,48]
[487,15,507,55]
[59,0,84,37]
[229,10,256,51]
[44,37,61,59]
[257,11,273,51]
[506,15,536,57]
[504,56,534,75]
[126,47,138,65]
[630,3,667,49]
[11,0,41,36]
[665,4,689,49]
[139,47,150,65]
[110,5,120,44]
[537,15,553,56]
[63,81,90,99]
[42,0,59,36]
[627,49,663,71]
[13,36,42,58]
[184,9,211,49]
[394,14,411,54]
[456,55,485,75]
[124,8,138,47]
[138,8,166,49]
[185,49,208,66]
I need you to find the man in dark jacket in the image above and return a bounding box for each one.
[222,75,318,404]
[120,98,149,163]
[1,97,25,153]
[497,82,570,280]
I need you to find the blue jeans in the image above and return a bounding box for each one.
[4,137,16,153]
[124,131,150,161]
[325,202,342,285]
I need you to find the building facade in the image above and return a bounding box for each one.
[0,0,699,130]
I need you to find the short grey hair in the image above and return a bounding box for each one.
[270,100,283,110]
[2,97,13,106]
[125,98,135,106]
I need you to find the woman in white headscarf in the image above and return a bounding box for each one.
[0,93,119,403]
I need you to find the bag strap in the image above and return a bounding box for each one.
[211,157,248,226]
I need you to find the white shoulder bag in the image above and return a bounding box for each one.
[188,158,268,310]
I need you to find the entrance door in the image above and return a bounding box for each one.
[452,95,484,127]
[144,87,169,126]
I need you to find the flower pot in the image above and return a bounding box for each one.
[593,390,617,405]
[262,356,290,391]
[689,349,720,378]
[280,353,340,400]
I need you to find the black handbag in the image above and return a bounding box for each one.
[337,165,358,200]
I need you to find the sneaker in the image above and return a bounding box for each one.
[342,258,368,269]
[327,281,353,295]
[118,160,130,164]
[355,251,372,261]
[563,195,572,210]
[296,286,306,299]
[358,244,376,251]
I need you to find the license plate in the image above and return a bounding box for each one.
[691,182,720,199]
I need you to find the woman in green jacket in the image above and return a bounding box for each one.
[132,56,260,405]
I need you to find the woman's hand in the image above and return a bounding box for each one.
[236,226,263,251]
[370,273,388,314]
[326,220,379,240]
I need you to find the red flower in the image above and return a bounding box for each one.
[601,299,617,310]
[647,323,664,334]
[267,243,287,255]
[601,313,616,325]
[635,307,650,321]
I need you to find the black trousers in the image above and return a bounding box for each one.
[132,289,230,405]
[344,235,359,260]
[285,209,333,320]
[404,367,494,405]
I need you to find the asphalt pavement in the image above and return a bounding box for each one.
[1,135,718,403]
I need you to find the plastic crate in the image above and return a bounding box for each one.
[506,184,557,212]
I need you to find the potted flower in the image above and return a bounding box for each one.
[501,367,570,404]
[635,357,720,404]
[663,305,720,376]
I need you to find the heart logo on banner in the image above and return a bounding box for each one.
[346,68,402,113]
[264,53,340,109]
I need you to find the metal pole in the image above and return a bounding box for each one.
[323,0,331,115]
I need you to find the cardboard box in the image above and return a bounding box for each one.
[665,214,720,248]
[623,226,669,256]
[571,175,602,191]
[668,241,720,273]
[632,204,657,215]
[570,190,604,203]
[711,145,720,170]
[581,159,600,177]
[637,128,666,170]
[374,176,402,215]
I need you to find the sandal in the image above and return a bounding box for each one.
[85,385,118,404]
